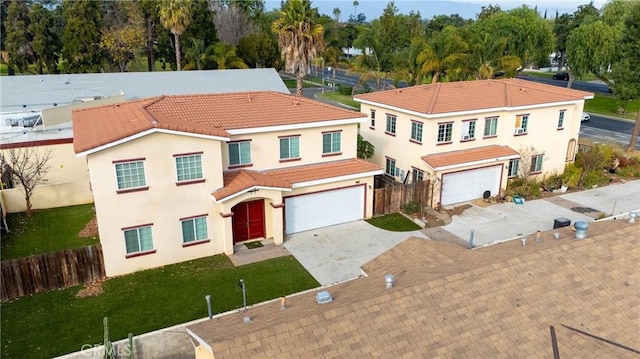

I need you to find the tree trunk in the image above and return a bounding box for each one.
[146,17,156,72]
[626,110,640,153]
[431,72,439,84]
[174,33,182,71]
[25,195,32,217]
[296,70,304,96]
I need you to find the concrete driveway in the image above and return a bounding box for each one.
[283,220,425,286]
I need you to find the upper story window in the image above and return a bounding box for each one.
[557,110,566,129]
[370,110,376,128]
[461,120,476,141]
[412,168,424,182]
[484,117,498,137]
[175,153,203,182]
[181,216,208,244]
[279,136,300,160]
[322,131,341,154]
[437,122,453,143]
[123,225,154,256]
[515,114,529,135]
[531,154,544,173]
[385,114,396,135]
[385,157,397,177]
[410,121,423,143]
[115,160,147,190]
[229,141,251,166]
[508,159,519,178]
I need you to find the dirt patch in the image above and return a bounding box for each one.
[78,216,99,238]
[444,204,472,217]
[75,278,106,298]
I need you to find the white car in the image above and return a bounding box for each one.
[581,113,590,122]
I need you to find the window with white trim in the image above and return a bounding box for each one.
[181,216,208,243]
[386,114,396,134]
[461,120,476,140]
[412,168,424,182]
[437,123,453,143]
[385,157,396,177]
[279,136,300,160]
[530,154,543,173]
[557,111,565,128]
[175,154,203,182]
[515,115,529,134]
[322,131,341,154]
[115,161,146,190]
[229,141,251,166]
[484,117,498,136]
[508,159,519,178]
[370,110,376,127]
[124,226,154,254]
[411,121,423,142]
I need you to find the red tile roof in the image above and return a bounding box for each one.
[354,78,593,115]
[422,144,519,169]
[212,159,382,201]
[74,91,366,154]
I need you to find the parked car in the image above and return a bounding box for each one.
[492,71,505,79]
[581,112,590,122]
[553,72,570,81]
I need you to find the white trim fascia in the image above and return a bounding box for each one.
[76,128,230,157]
[213,185,292,204]
[355,99,590,120]
[427,154,520,172]
[292,170,383,188]
[226,117,366,135]
[185,328,213,354]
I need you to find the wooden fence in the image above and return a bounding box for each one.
[1,244,105,302]
[373,179,431,216]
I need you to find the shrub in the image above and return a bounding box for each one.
[617,166,640,177]
[562,163,583,188]
[505,177,541,198]
[339,85,353,96]
[402,201,421,215]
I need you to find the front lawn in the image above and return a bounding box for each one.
[318,91,360,109]
[366,213,421,231]
[1,204,98,260]
[584,93,640,120]
[1,254,319,359]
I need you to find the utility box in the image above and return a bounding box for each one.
[553,217,571,229]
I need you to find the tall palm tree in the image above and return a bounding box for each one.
[211,43,248,69]
[333,7,341,23]
[272,0,325,96]
[158,0,192,71]
[417,26,469,83]
[185,38,212,70]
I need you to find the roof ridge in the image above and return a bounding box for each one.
[72,96,162,113]
[427,82,441,114]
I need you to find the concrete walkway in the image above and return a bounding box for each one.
[283,220,425,286]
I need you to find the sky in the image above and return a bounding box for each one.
[264,0,607,21]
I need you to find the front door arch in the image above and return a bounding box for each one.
[231,199,265,243]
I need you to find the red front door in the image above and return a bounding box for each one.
[232,200,265,243]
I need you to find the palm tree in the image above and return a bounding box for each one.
[211,43,248,69]
[158,0,192,71]
[272,0,325,96]
[333,7,341,23]
[353,0,358,18]
[417,26,469,83]
[185,38,212,70]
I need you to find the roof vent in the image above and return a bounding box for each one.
[384,274,395,289]
[316,291,333,304]
[292,100,300,106]
[629,212,637,223]
[574,221,589,239]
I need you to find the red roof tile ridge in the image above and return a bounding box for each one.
[72,96,162,113]
[427,82,441,114]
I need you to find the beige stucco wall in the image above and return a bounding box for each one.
[224,124,359,170]
[359,101,585,184]
[86,132,225,277]
[1,142,93,213]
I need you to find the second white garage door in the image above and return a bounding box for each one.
[441,165,502,206]
[285,186,365,234]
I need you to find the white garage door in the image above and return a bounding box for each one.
[285,186,365,234]
[441,165,501,206]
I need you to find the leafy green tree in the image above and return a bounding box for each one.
[476,4,502,20]
[272,0,325,96]
[393,37,427,85]
[159,0,192,71]
[417,25,469,83]
[377,1,410,56]
[237,32,279,68]
[61,0,103,73]
[183,0,216,47]
[184,38,212,70]
[357,134,374,160]
[101,0,145,72]
[425,14,470,35]
[210,42,247,69]
[4,0,32,73]
[351,22,390,91]
[137,0,160,71]
[28,3,61,74]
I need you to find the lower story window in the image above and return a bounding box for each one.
[124,226,154,254]
[412,168,424,182]
[385,157,396,177]
[508,159,519,178]
[531,154,544,173]
[181,217,208,243]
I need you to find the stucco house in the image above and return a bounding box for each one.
[73,91,382,276]
[354,78,593,207]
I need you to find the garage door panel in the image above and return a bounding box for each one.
[441,166,501,206]
[285,186,364,234]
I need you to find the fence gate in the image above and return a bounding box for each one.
[373,179,430,216]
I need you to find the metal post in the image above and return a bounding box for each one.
[321,58,325,94]
[468,229,475,249]
[205,295,212,319]
[550,326,560,359]
[239,279,247,311]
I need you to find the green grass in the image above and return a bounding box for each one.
[318,91,360,110]
[1,204,98,261]
[0,254,319,359]
[282,78,315,88]
[584,93,640,120]
[366,213,421,231]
